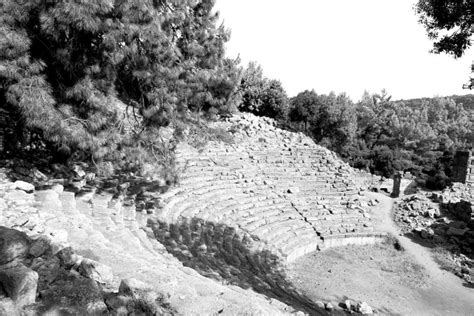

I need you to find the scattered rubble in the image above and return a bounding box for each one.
[393,187,474,285]
[0,226,175,315]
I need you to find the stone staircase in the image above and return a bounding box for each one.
[0,172,305,315]
[0,113,388,314]
[153,113,385,266]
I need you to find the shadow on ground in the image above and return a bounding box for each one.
[149,217,332,315]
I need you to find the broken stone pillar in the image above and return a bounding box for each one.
[452,150,471,183]
[466,152,474,186]
[391,172,402,198]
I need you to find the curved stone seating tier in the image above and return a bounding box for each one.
[152,113,385,265]
[1,177,302,314]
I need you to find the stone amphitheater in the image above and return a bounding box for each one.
[0,113,386,314]
[153,114,384,263]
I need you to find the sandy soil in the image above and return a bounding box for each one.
[286,192,474,315]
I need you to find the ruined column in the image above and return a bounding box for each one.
[452,151,471,184]
[391,171,402,198]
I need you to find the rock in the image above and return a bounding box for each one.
[79,259,113,284]
[35,190,62,211]
[13,181,35,193]
[51,184,64,194]
[119,278,154,299]
[420,228,434,239]
[314,301,325,309]
[29,236,51,258]
[342,299,354,311]
[33,169,47,181]
[56,247,83,269]
[356,302,373,314]
[447,227,469,237]
[85,300,108,314]
[0,264,38,307]
[105,294,132,315]
[73,165,86,178]
[0,227,31,266]
[324,302,334,311]
[118,278,167,315]
[39,275,106,314]
[4,191,34,206]
[0,298,19,316]
[425,208,440,218]
[30,256,62,288]
[85,172,95,182]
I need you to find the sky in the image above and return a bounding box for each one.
[214,0,473,101]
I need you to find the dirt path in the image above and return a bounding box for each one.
[365,192,474,315]
[287,192,474,316]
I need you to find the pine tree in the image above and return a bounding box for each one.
[0,0,239,170]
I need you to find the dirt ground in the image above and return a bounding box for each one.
[286,192,474,315]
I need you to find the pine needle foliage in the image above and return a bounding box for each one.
[0,0,240,173]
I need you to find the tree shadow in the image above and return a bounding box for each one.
[148,217,331,315]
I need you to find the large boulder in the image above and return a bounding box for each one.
[0,264,38,307]
[0,227,31,266]
[39,274,107,315]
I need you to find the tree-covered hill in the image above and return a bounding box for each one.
[236,64,473,188]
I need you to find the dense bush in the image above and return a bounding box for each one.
[238,62,288,119]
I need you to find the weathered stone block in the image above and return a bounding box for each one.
[79,258,113,284]
[0,264,38,307]
[13,181,34,193]
[0,227,31,266]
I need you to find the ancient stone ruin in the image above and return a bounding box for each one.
[151,114,384,265]
[451,150,474,222]
[453,150,474,186]
[1,113,386,314]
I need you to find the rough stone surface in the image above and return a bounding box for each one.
[154,113,385,267]
[0,227,31,265]
[79,258,113,284]
[13,181,34,193]
[357,301,374,314]
[0,160,302,315]
[29,236,51,258]
[0,298,19,316]
[0,264,38,307]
